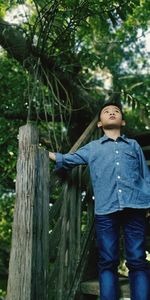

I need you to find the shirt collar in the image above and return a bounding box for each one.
[99,134,129,144]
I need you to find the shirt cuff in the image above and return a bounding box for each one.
[55,152,64,170]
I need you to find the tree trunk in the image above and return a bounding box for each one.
[6,123,50,300]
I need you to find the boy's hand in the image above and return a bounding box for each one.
[49,152,56,161]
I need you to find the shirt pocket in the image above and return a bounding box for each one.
[123,150,139,169]
[124,150,136,159]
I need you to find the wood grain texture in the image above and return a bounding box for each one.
[6,124,49,300]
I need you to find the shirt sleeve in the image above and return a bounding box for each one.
[55,142,90,170]
[136,142,150,183]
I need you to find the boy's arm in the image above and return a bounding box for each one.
[136,142,150,182]
[49,143,90,170]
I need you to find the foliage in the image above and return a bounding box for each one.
[0,55,28,114]
[1,0,150,130]
[0,55,28,189]
[0,117,18,190]
[0,192,15,294]
[27,0,150,125]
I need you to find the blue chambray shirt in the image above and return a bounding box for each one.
[55,134,150,215]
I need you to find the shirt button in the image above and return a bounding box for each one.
[115,150,119,154]
[115,141,118,144]
[118,189,122,193]
[116,162,119,165]
[117,175,121,179]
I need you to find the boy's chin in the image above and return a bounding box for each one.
[102,124,122,130]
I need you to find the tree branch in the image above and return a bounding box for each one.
[0,18,94,110]
[0,110,61,122]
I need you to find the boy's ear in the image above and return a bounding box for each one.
[121,120,126,126]
[97,121,102,128]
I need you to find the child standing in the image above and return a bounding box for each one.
[49,102,150,300]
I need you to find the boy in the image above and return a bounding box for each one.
[49,102,150,300]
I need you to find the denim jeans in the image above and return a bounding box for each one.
[95,209,150,300]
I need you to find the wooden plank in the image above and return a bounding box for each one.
[68,171,77,289]
[146,160,150,166]
[56,184,69,300]
[142,145,150,151]
[49,198,62,226]
[70,115,98,153]
[68,224,95,300]
[81,279,99,296]
[6,124,49,300]
[76,166,82,263]
[87,190,94,227]
[49,217,61,261]
[80,277,130,297]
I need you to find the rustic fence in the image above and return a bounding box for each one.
[6,116,99,300]
[48,115,99,300]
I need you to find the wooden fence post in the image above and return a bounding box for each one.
[6,123,50,300]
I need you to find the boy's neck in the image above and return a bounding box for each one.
[103,128,121,141]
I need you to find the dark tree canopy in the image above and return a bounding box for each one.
[0,1,150,295]
[0,0,149,187]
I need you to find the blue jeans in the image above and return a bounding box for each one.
[95,209,150,300]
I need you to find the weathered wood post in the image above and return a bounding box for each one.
[6,123,50,300]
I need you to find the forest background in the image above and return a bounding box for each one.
[0,0,150,297]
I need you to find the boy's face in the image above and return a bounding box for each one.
[97,105,125,130]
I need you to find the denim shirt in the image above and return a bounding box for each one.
[55,134,150,215]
